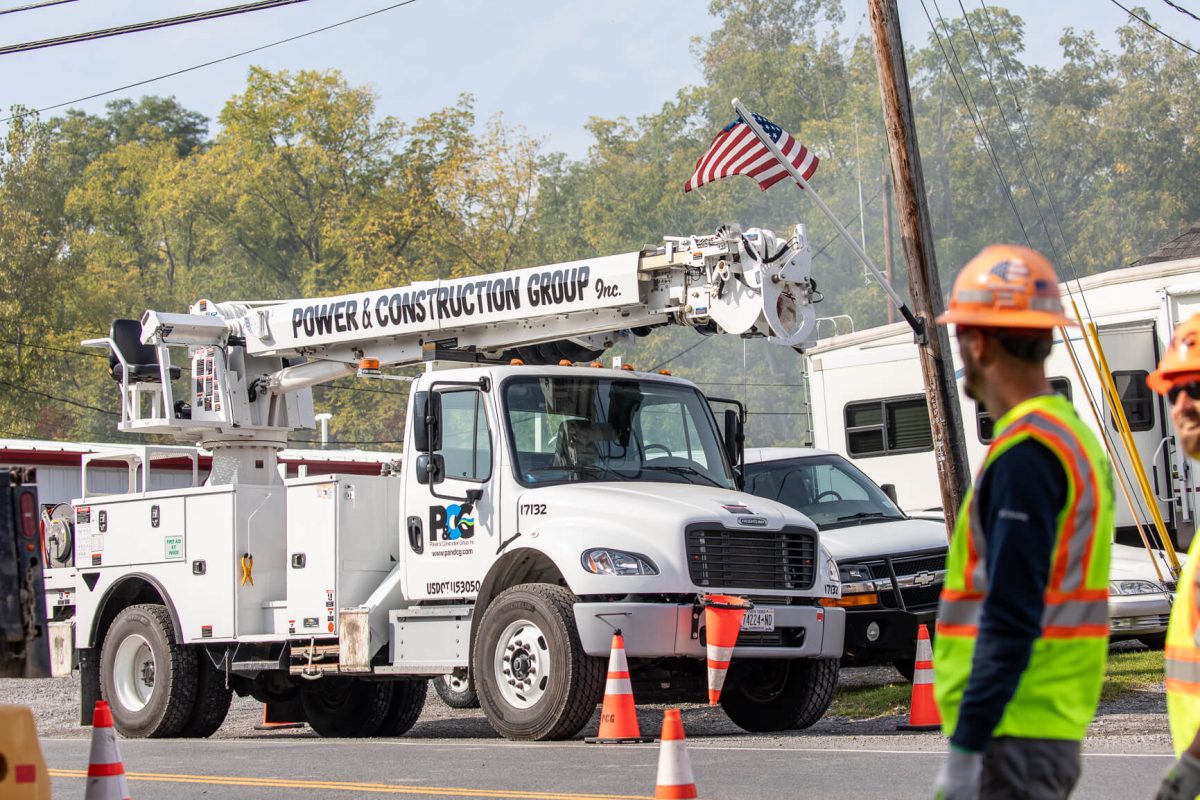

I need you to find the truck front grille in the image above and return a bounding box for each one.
[686,525,817,591]
[864,549,946,612]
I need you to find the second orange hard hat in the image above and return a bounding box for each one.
[1148,314,1200,395]
[936,244,1075,329]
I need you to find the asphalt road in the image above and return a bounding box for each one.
[41,734,1173,799]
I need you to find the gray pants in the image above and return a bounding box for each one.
[980,737,1083,800]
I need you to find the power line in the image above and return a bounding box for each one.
[1162,0,1200,25]
[0,376,116,415]
[1110,0,1200,56]
[2,0,421,123]
[0,0,310,57]
[0,0,77,16]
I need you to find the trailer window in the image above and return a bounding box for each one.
[438,390,492,482]
[844,395,932,457]
[977,377,1072,443]
[1111,370,1154,432]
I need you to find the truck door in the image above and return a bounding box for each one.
[403,385,497,600]
[1165,288,1200,547]
[1096,322,1173,537]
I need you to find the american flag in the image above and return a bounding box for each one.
[683,113,818,193]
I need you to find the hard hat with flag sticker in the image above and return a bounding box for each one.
[1147,314,1200,394]
[935,244,1075,329]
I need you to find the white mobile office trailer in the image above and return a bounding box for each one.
[806,255,1200,549]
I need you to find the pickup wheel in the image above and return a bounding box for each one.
[100,604,198,738]
[474,584,604,741]
[893,659,915,683]
[300,678,393,738]
[179,649,232,737]
[719,657,839,732]
[376,679,428,736]
[434,671,479,709]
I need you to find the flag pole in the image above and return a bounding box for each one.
[731,98,924,341]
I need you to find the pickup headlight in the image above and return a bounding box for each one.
[820,563,879,608]
[581,548,659,576]
[1109,580,1166,595]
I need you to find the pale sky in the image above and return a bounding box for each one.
[0,0,1183,158]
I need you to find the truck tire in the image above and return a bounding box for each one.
[719,657,839,732]
[473,584,604,741]
[179,650,232,737]
[376,679,428,736]
[99,603,198,738]
[301,677,393,738]
[893,659,915,683]
[434,672,479,709]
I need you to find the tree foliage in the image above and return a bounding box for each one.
[1,3,1197,449]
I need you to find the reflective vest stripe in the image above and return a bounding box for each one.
[939,594,1106,631]
[1167,678,1200,698]
[1042,624,1109,639]
[937,622,978,636]
[1167,656,1200,685]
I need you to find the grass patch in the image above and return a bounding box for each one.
[830,649,1165,720]
[1101,647,1164,702]
[831,681,911,719]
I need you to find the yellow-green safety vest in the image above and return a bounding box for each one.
[1166,523,1200,756]
[934,393,1114,741]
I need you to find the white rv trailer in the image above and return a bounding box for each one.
[805,255,1200,550]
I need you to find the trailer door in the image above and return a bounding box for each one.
[1164,286,1200,547]
[1096,322,1173,537]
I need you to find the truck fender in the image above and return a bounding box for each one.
[85,572,184,650]
[468,547,566,688]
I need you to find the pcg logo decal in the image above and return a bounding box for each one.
[429,504,475,543]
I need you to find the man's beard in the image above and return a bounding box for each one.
[961,348,982,402]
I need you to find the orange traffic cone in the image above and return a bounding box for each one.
[586,631,653,743]
[702,594,752,705]
[654,709,697,799]
[897,623,942,732]
[254,704,305,731]
[85,701,131,800]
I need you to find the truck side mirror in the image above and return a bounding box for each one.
[415,453,445,486]
[412,391,442,453]
[881,483,898,505]
[723,408,744,468]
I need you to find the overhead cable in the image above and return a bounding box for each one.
[1162,0,1200,25]
[1110,0,1200,56]
[1,0,420,123]
[0,0,310,56]
[0,0,77,17]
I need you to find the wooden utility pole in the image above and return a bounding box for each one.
[868,0,969,529]
[882,166,896,326]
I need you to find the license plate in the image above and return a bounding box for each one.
[740,608,775,632]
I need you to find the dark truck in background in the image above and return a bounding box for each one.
[0,469,49,678]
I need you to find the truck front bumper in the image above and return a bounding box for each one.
[573,602,844,660]
[841,607,937,666]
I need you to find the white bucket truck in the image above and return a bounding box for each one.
[51,225,844,740]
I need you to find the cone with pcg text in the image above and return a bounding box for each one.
[702,594,752,705]
[585,631,653,743]
[897,623,941,732]
[85,700,132,800]
[654,709,697,799]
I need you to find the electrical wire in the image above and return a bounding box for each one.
[1163,0,1200,23]
[1,0,420,123]
[0,0,310,57]
[0,0,77,16]
[1110,0,1200,56]
[0,376,116,415]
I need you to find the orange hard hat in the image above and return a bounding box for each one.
[1147,314,1200,394]
[935,244,1075,329]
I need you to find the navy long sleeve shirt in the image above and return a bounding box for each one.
[949,437,1068,753]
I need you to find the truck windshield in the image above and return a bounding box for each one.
[743,454,905,530]
[502,375,735,489]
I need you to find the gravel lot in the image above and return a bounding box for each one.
[1,661,1169,750]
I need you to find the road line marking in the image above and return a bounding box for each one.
[48,769,653,799]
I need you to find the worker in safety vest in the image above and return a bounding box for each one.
[1148,314,1200,800]
[932,245,1114,800]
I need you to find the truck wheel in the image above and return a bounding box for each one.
[100,604,198,738]
[474,584,604,741]
[376,679,428,736]
[434,671,479,709]
[179,650,232,737]
[893,659,915,682]
[719,658,839,732]
[300,677,392,738]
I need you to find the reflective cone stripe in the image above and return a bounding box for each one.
[898,624,941,732]
[703,594,750,706]
[587,633,652,743]
[655,709,697,800]
[86,701,132,800]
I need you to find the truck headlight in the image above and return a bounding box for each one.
[819,563,879,608]
[581,549,659,576]
[1109,580,1165,595]
[827,559,839,583]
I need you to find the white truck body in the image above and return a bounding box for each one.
[54,225,847,740]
